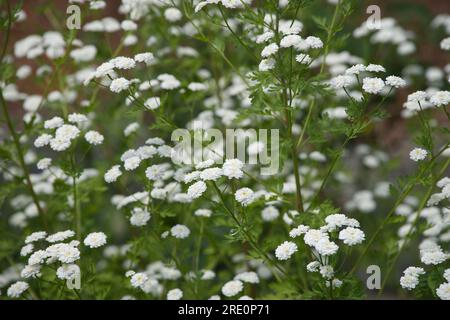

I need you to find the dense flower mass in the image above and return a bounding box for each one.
[0,0,449,301]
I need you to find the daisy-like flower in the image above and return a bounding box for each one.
[234,187,255,206]
[130,208,151,227]
[315,238,339,256]
[386,75,406,88]
[259,58,275,72]
[170,224,190,239]
[296,53,312,64]
[366,64,386,72]
[280,34,302,48]
[130,272,148,288]
[167,288,183,300]
[362,77,385,94]
[261,206,279,222]
[187,181,207,199]
[429,91,450,107]
[199,167,222,181]
[261,43,279,58]
[25,231,47,244]
[330,75,353,89]
[37,157,52,170]
[275,241,298,260]
[7,281,29,298]
[409,148,428,161]
[46,230,75,243]
[110,77,130,93]
[84,232,107,248]
[85,130,104,145]
[222,158,244,179]
[221,280,244,297]
[104,165,122,183]
[436,282,450,300]
[338,227,365,245]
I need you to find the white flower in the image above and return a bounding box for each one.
[195,159,215,170]
[34,134,52,148]
[330,75,353,89]
[121,20,137,31]
[56,264,80,280]
[167,288,183,300]
[430,91,450,107]
[221,280,244,297]
[20,244,34,256]
[362,77,385,94]
[7,281,29,298]
[187,181,207,199]
[304,229,328,247]
[195,208,212,217]
[130,272,148,288]
[261,206,279,221]
[134,52,154,65]
[68,113,88,124]
[296,53,312,64]
[440,37,450,51]
[366,64,385,72]
[407,91,427,102]
[184,171,200,183]
[145,164,165,181]
[171,224,190,239]
[400,273,421,290]
[85,130,104,145]
[55,124,80,141]
[110,77,130,93]
[235,271,259,284]
[84,232,107,248]
[234,187,255,206]
[25,231,47,244]
[261,43,279,57]
[280,34,302,48]
[320,265,334,280]
[110,56,136,69]
[124,156,141,171]
[130,208,151,226]
[21,264,41,279]
[54,244,80,264]
[315,239,339,256]
[49,136,71,151]
[46,230,75,243]
[259,58,275,72]
[164,8,182,22]
[436,282,450,300]
[222,158,244,179]
[44,116,64,129]
[105,165,122,183]
[200,167,222,181]
[28,250,48,265]
[290,225,309,238]
[386,76,406,88]
[339,227,365,245]
[144,97,160,110]
[325,214,349,230]
[346,64,366,75]
[37,157,52,170]
[275,241,298,260]
[420,248,448,265]
[305,36,323,49]
[409,148,428,161]
[94,62,114,78]
[444,269,450,282]
[306,261,320,272]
